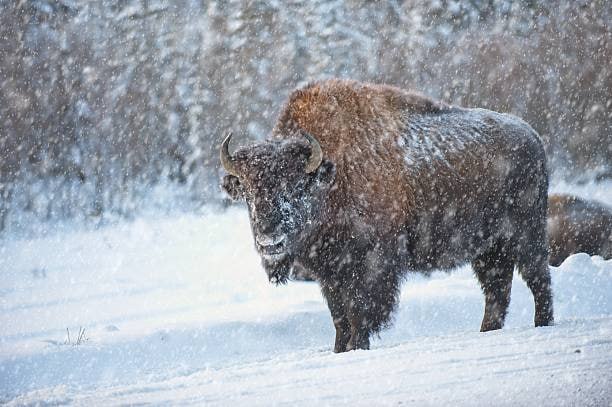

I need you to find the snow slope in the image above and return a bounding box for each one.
[1,183,611,405]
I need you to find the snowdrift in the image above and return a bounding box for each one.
[1,194,611,405]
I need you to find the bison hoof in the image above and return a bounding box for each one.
[535,316,554,327]
[480,321,503,332]
[346,335,370,351]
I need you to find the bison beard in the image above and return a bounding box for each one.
[221,79,554,353]
[262,254,293,285]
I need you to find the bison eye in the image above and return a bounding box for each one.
[222,175,244,201]
[314,160,336,187]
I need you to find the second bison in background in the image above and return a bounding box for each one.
[548,194,612,266]
[221,79,554,352]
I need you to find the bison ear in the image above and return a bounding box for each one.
[315,159,335,187]
[222,174,244,201]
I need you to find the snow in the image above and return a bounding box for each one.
[1,184,612,405]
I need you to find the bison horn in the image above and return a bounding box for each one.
[304,132,323,173]
[220,132,239,177]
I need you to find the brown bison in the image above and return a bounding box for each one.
[548,193,612,266]
[221,79,553,352]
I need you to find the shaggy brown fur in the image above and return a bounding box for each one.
[548,194,612,266]
[222,79,554,352]
[273,80,446,235]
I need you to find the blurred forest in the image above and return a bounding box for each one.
[0,0,610,233]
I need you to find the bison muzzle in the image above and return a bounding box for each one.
[221,79,554,352]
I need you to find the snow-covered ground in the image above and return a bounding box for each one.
[1,182,611,405]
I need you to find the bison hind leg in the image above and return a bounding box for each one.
[473,241,515,332]
[518,252,554,327]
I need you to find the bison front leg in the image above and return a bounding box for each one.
[321,284,351,353]
[334,318,351,352]
[345,285,372,351]
[345,258,401,351]
[346,315,370,351]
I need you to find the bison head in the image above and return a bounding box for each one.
[220,132,335,284]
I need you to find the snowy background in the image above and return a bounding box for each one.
[1,0,611,232]
[1,0,611,405]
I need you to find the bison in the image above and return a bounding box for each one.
[221,79,554,352]
[548,193,612,266]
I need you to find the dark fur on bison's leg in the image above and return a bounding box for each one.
[473,244,515,332]
[519,253,554,327]
[345,253,401,351]
[334,318,351,353]
[345,282,372,351]
[346,316,370,351]
[518,187,554,327]
[321,284,351,353]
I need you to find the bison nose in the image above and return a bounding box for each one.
[256,233,286,248]
[256,234,287,257]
